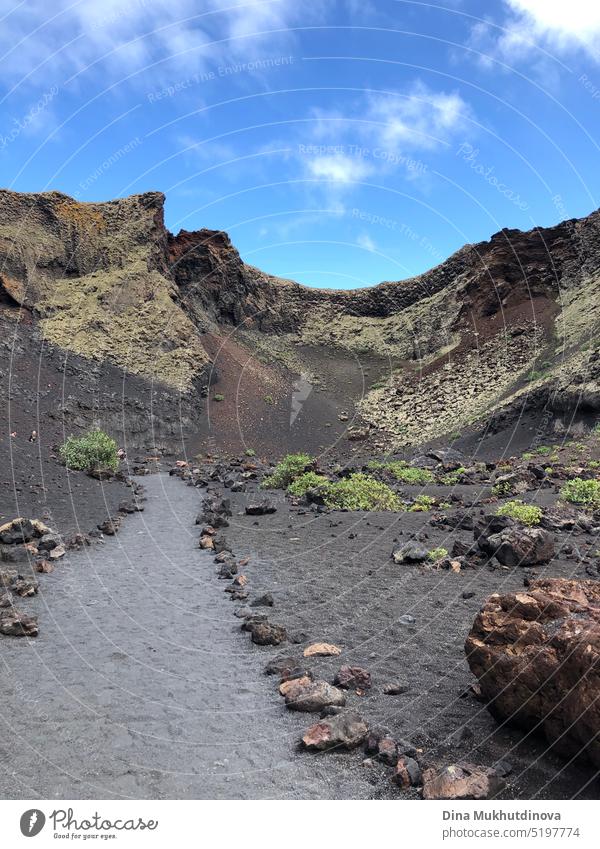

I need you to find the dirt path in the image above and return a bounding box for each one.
[0,474,373,799]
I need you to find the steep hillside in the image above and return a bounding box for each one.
[167,203,600,450]
[0,190,208,389]
[1,188,599,461]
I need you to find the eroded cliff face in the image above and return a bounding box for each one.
[0,190,208,390]
[1,187,599,450]
[166,200,600,447]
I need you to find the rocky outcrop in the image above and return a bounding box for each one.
[0,190,208,389]
[465,578,600,767]
[3,188,600,444]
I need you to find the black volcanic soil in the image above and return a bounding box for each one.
[195,477,600,800]
[0,474,377,800]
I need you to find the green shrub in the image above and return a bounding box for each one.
[428,547,448,561]
[497,499,542,526]
[439,467,466,485]
[262,453,313,489]
[561,478,600,508]
[324,473,402,511]
[59,429,119,472]
[244,448,256,457]
[409,494,436,512]
[492,480,514,497]
[367,459,433,485]
[213,393,225,402]
[264,394,274,405]
[287,472,331,497]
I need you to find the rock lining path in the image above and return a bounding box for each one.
[0,474,371,799]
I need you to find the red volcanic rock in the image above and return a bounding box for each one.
[302,712,368,751]
[422,763,502,800]
[465,578,600,767]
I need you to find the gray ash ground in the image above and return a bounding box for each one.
[0,474,378,800]
[202,478,600,800]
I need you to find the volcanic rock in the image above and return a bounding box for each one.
[393,756,422,788]
[301,712,368,750]
[283,679,346,712]
[0,609,39,637]
[245,499,277,516]
[249,621,287,646]
[303,642,341,657]
[486,527,555,566]
[465,578,600,767]
[391,542,429,564]
[422,762,503,800]
[334,665,372,690]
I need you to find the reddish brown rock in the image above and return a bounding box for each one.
[422,762,503,800]
[250,621,287,646]
[283,679,346,712]
[303,642,341,657]
[376,737,398,766]
[465,578,600,767]
[334,665,372,690]
[394,756,422,789]
[302,712,368,751]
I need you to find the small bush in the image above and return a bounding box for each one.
[213,393,225,402]
[59,429,119,472]
[439,467,466,486]
[264,395,274,405]
[428,547,448,561]
[492,480,514,497]
[262,453,313,489]
[324,473,402,511]
[497,499,542,526]
[244,448,256,457]
[409,494,436,512]
[368,459,433,485]
[561,478,600,508]
[287,472,331,497]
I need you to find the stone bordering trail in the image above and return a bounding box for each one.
[169,449,600,800]
[0,480,147,639]
[171,459,441,797]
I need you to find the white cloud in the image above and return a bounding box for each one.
[306,154,372,184]
[365,82,472,150]
[356,232,376,251]
[0,0,302,90]
[470,0,600,65]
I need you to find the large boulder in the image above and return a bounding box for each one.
[465,578,600,767]
[487,527,554,567]
[476,516,554,566]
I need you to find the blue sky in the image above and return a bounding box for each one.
[1,0,599,288]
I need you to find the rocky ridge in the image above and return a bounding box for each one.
[2,189,600,452]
